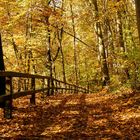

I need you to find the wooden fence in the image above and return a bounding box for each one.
[0,71,90,119]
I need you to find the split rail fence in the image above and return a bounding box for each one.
[0,71,90,119]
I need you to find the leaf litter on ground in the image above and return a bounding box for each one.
[0,89,140,139]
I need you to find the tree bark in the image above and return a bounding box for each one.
[92,0,110,86]
[70,4,79,86]
[0,33,6,98]
[117,9,130,81]
[58,28,66,83]
[135,0,140,41]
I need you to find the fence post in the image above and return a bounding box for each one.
[4,76,13,119]
[55,81,58,94]
[60,82,63,94]
[65,84,67,94]
[72,86,74,94]
[47,78,50,96]
[70,86,72,93]
[74,85,76,93]
[24,79,27,90]
[50,78,54,95]
[18,78,21,92]
[77,87,79,93]
[41,78,45,99]
[61,85,63,94]
[71,86,73,94]
[30,78,35,105]
[69,85,71,94]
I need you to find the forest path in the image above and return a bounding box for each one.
[0,90,140,139]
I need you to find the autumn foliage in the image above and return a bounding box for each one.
[0,89,140,139]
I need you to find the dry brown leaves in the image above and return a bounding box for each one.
[0,90,140,139]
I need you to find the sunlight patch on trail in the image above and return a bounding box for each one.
[62,110,79,115]
[48,99,62,106]
[65,100,80,105]
[41,119,76,136]
[116,110,140,121]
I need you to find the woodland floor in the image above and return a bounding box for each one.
[0,89,140,140]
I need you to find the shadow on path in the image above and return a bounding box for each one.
[13,95,73,139]
[0,92,140,139]
[52,94,89,139]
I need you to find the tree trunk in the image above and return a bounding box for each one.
[0,33,6,99]
[45,14,54,95]
[118,10,130,81]
[70,4,79,86]
[47,28,54,95]
[135,0,140,41]
[92,0,110,86]
[58,28,66,83]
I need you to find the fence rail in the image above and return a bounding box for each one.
[0,71,90,119]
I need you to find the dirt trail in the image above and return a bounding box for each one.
[0,91,140,139]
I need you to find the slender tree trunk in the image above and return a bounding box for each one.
[24,2,33,90]
[70,4,79,86]
[92,0,110,86]
[106,19,115,73]
[0,33,6,98]
[135,0,140,41]
[6,1,20,67]
[85,57,89,90]
[118,11,130,80]
[25,1,33,74]
[47,28,54,95]
[58,28,66,83]
[45,13,54,95]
